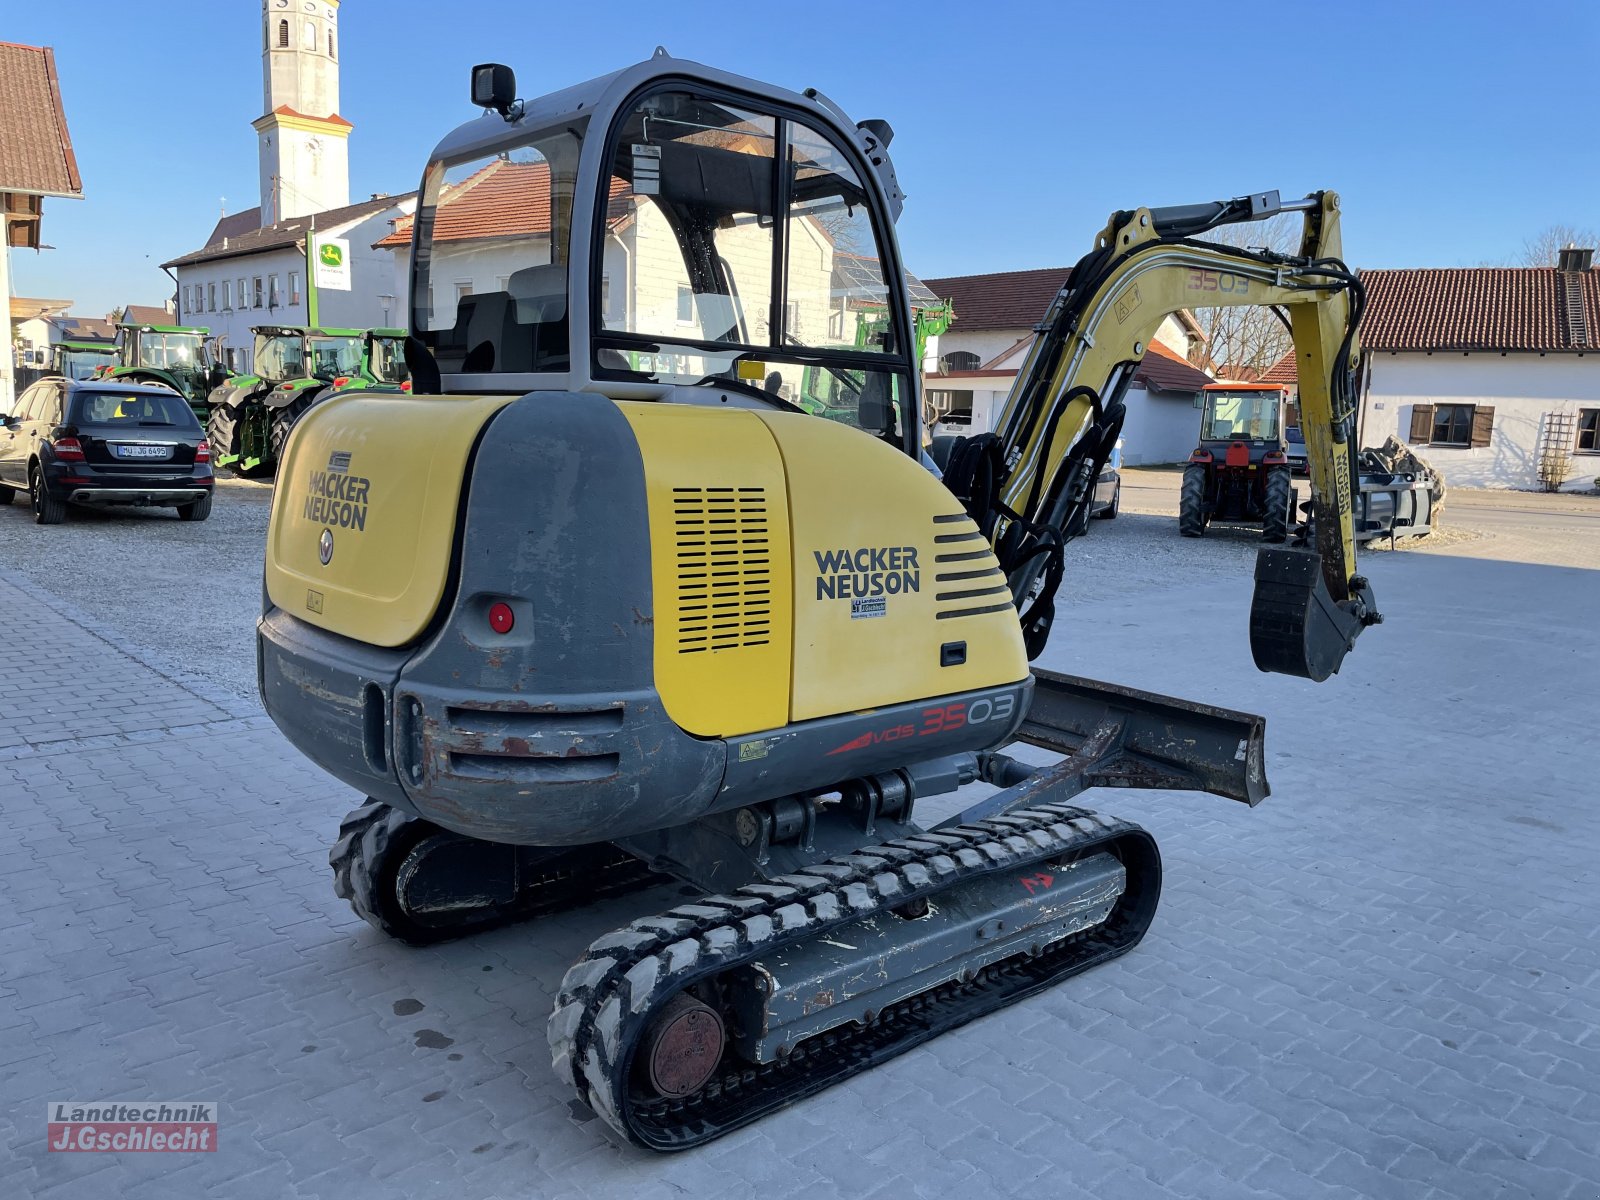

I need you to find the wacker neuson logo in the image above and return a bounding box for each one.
[813,546,920,603]
[48,1100,217,1152]
[302,449,370,532]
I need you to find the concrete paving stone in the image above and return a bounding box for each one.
[860,1131,979,1193]
[4,508,1600,1196]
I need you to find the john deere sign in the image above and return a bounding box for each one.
[313,236,351,292]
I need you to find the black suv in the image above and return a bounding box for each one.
[0,379,214,524]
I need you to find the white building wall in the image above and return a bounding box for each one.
[1119,385,1202,465]
[174,205,409,371]
[1361,353,1600,490]
[937,329,1028,368]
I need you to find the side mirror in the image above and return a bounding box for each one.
[471,63,517,117]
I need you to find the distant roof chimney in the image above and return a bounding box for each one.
[1557,245,1594,272]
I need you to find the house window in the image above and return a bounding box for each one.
[1579,409,1600,453]
[181,287,190,314]
[253,277,265,307]
[289,271,301,304]
[941,351,981,373]
[277,19,289,47]
[600,275,610,314]
[455,282,473,303]
[207,283,216,313]
[1408,402,1493,449]
[222,281,232,310]
[269,275,281,307]
[1431,404,1474,446]
[786,300,802,337]
[238,278,248,309]
[328,31,336,59]
[676,286,693,324]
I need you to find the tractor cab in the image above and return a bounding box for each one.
[49,339,116,381]
[406,52,921,456]
[252,326,364,386]
[1197,383,1289,457]
[358,329,410,389]
[1180,383,1298,541]
[104,323,225,417]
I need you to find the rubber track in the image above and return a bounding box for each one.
[548,803,1159,1150]
[330,802,660,945]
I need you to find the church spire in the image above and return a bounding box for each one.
[254,0,351,225]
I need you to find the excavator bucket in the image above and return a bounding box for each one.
[1249,548,1377,682]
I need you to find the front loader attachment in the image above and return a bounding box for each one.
[1249,547,1380,682]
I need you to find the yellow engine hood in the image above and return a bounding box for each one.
[265,392,512,647]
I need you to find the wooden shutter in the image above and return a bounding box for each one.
[1470,406,1495,448]
[1408,403,1435,442]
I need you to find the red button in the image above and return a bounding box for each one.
[488,602,515,634]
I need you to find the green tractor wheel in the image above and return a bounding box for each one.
[268,388,331,465]
[206,404,241,472]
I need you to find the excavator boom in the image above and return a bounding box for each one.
[943,190,1378,679]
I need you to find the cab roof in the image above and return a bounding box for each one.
[117,323,208,336]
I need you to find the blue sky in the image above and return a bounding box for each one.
[9,0,1599,317]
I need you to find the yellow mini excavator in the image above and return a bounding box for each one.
[259,52,1379,1150]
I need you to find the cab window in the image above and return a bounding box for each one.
[595,89,912,449]
[412,122,587,374]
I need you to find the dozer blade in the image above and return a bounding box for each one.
[1249,547,1379,682]
[944,668,1268,828]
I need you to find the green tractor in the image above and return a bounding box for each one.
[796,291,953,424]
[205,327,409,475]
[96,324,228,421]
[318,327,411,396]
[39,338,117,382]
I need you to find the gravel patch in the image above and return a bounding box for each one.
[0,477,274,705]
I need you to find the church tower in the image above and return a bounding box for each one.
[253,0,352,225]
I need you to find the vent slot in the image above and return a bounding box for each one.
[672,486,772,654]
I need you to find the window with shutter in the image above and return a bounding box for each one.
[1470,406,1495,448]
[1429,404,1474,447]
[1408,403,1435,442]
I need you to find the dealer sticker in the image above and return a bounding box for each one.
[851,597,887,620]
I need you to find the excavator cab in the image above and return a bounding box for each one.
[409,54,921,456]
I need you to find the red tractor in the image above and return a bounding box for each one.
[1179,382,1297,541]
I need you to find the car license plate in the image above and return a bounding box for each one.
[115,444,169,459]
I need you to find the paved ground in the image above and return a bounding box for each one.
[1,479,1597,1199]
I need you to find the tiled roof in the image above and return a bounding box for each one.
[1261,352,1298,384]
[1135,339,1214,394]
[56,315,115,339]
[120,305,176,326]
[162,193,412,269]
[1360,267,1600,352]
[376,162,630,249]
[205,208,263,247]
[0,42,81,197]
[922,266,1072,332]
[6,297,72,321]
